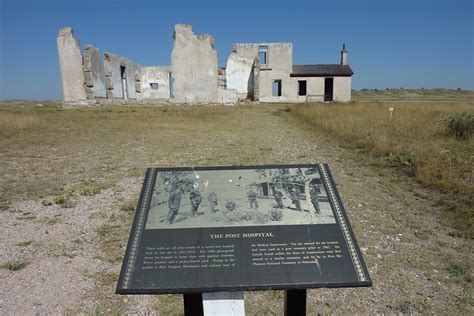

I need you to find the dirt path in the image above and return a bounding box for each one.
[0,104,471,314]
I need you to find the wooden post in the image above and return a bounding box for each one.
[284,289,307,316]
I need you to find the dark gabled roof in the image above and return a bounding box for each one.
[291,64,354,77]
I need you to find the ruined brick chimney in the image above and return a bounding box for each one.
[341,43,348,65]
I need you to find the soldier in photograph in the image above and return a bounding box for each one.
[189,189,202,216]
[167,187,182,224]
[247,189,259,209]
[225,200,236,212]
[310,186,321,215]
[289,187,303,212]
[273,189,284,209]
[208,192,218,213]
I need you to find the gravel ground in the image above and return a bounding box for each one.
[0,104,472,314]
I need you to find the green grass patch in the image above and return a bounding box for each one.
[446,261,472,284]
[1,260,30,271]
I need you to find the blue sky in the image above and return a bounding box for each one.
[0,0,472,100]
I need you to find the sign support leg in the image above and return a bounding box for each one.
[184,293,203,316]
[284,289,307,316]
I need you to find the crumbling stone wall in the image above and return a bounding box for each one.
[252,58,259,101]
[140,67,172,99]
[233,43,294,102]
[56,27,88,106]
[171,24,218,103]
[225,52,254,100]
[218,88,238,104]
[134,65,142,99]
[218,67,226,89]
[57,24,352,106]
[83,45,106,100]
[104,52,136,100]
[104,54,114,99]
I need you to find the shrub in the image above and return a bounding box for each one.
[270,208,283,221]
[53,195,66,204]
[224,209,272,225]
[441,112,474,139]
[53,194,75,208]
[222,206,285,225]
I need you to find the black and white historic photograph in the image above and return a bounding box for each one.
[145,167,336,229]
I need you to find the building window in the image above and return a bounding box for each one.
[150,83,159,90]
[258,46,268,65]
[272,80,282,97]
[298,80,307,96]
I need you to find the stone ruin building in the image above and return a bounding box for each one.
[57,24,353,107]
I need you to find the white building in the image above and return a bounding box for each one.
[226,43,353,103]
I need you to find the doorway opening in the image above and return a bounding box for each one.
[120,66,128,99]
[169,72,174,98]
[324,78,333,101]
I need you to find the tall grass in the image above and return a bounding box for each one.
[0,112,43,136]
[293,101,473,236]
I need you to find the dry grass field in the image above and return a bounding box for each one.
[0,90,472,314]
[294,90,474,238]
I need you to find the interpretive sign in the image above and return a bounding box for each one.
[116,164,371,294]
